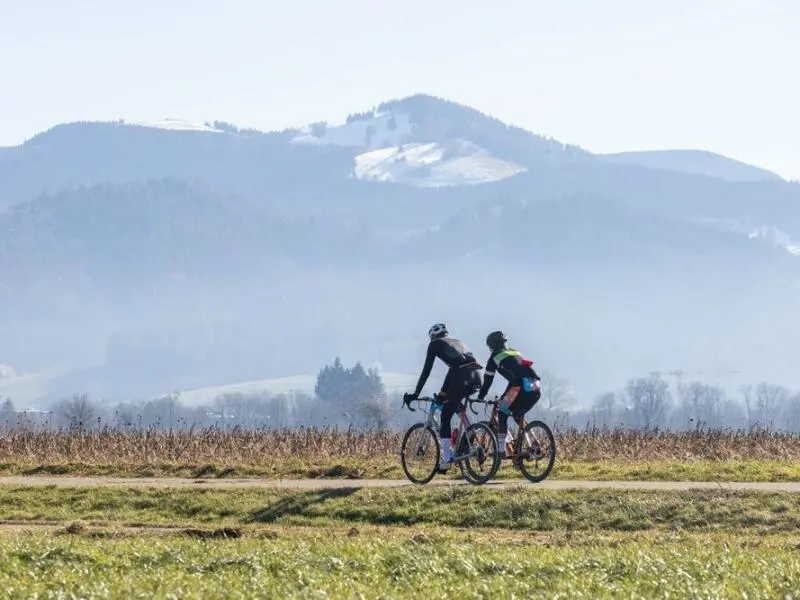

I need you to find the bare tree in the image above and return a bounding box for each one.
[53,393,96,431]
[756,382,789,426]
[740,384,755,427]
[357,396,392,430]
[779,394,800,432]
[539,370,574,412]
[142,393,184,429]
[626,374,671,429]
[682,382,724,428]
[591,392,617,427]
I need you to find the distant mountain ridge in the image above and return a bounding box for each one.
[602,149,783,183]
[1,93,800,402]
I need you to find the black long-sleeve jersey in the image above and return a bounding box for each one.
[478,348,539,398]
[413,337,479,396]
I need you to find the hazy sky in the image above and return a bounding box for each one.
[2,0,798,178]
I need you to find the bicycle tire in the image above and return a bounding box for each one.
[458,422,501,485]
[515,420,556,483]
[400,423,440,485]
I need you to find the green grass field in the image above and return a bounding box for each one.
[3,426,800,597]
[1,485,800,532]
[4,458,800,483]
[1,530,798,599]
[1,484,799,597]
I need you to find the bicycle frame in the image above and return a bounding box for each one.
[488,402,528,430]
[408,397,482,462]
[484,399,542,461]
[450,402,477,461]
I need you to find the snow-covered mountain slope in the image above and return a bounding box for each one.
[128,119,224,133]
[292,112,413,150]
[291,99,535,186]
[353,140,526,186]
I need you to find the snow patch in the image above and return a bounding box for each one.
[354,140,526,187]
[697,218,800,258]
[292,112,412,150]
[176,372,417,406]
[128,119,224,133]
[748,225,800,257]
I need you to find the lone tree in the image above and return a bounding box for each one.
[53,393,97,431]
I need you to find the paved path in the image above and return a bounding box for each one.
[0,476,799,492]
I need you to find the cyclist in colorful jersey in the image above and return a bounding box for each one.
[477,330,541,457]
[406,323,483,472]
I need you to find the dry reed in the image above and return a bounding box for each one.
[1,426,799,468]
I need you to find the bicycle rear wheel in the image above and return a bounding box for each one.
[458,422,500,485]
[400,423,440,485]
[514,420,556,483]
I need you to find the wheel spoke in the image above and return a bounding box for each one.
[515,421,556,483]
[460,423,501,485]
[401,424,439,485]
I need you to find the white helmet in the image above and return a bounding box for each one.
[428,323,448,340]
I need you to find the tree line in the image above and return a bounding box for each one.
[2,362,799,433]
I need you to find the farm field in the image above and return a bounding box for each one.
[1,484,800,598]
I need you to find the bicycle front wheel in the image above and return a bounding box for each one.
[515,420,556,483]
[400,423,440,485]
[458,422,500,485]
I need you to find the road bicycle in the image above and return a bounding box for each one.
[477,397,556,483]
[400,394,500,485]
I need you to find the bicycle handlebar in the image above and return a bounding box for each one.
[402,393,439,412]
[468,397,498,412]
[402,394,499,414]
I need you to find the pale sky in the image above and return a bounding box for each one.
[1,0,798,179]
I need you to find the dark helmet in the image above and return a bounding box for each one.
[486,330,507,351]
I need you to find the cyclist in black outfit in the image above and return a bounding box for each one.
[406,323,483,471]
[477,331,541,456]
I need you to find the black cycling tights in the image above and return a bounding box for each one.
[440,396,462,439]
[439,371,480,438]
[498,390,539,435]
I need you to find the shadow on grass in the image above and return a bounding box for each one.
[21,464,72,476]
[247,488,360,523]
